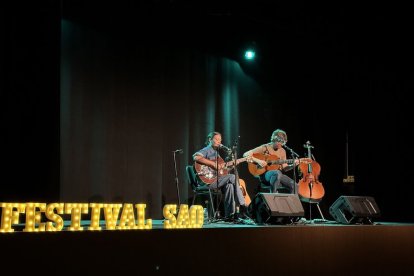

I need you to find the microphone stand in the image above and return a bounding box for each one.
[231,137,240,217]
[172,150,182,207]
[213,147,221,221]
[283,144,299,194]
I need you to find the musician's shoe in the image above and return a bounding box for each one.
[222,214,237,223]
[234,212,249,220]
[222,208,256,225]
[222,213,248,223]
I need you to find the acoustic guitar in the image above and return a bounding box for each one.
[247,153,311,177]
[238,178,251,206]
[194,156,251,185]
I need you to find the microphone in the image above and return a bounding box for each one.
[219,144,232,152]
[233,135,241,147]
[172,149,183,154]
[282,144,300,158]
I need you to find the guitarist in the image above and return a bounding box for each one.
[243,129,301,194]
[193,131,250,222]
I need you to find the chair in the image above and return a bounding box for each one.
[186,165,220,219]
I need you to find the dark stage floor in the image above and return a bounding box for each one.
[3,218,413,275]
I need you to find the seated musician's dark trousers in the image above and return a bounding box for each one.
[261,170,297,194]
[208,174,246,217]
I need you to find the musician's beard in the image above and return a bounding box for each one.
[273,144,282,151]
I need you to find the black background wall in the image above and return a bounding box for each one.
[2,1,413,221]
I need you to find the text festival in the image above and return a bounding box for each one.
[0,202,204,233]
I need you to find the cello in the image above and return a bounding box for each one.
[298,141,325,203]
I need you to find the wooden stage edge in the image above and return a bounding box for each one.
[2,221,413,275]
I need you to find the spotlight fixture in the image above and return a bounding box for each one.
[244,49,255,60]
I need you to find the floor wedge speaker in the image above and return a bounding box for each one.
[329,196,381,224]
[251,193,304,224]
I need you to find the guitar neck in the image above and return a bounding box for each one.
[270,159,293,165]
[269,158,311,166]
[226,157,248,167]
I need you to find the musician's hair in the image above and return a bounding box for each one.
[271,129,287,143]
[206,131,221,145]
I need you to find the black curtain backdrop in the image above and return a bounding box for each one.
[60,19,261,217]
[2,1,413,221]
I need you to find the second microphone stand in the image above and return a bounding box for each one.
[282,144,300,194]
[172,149,183,207]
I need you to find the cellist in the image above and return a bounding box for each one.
[243,129,301,194]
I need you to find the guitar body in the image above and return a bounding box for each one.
[194,157,227,185]
[194,156,251,185]
[238,178,251,206]
[247,153,282,176]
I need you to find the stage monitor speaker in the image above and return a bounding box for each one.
[329,196,381,224]
[251,193,304,224]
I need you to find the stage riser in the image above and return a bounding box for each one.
[2,225,413,274]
